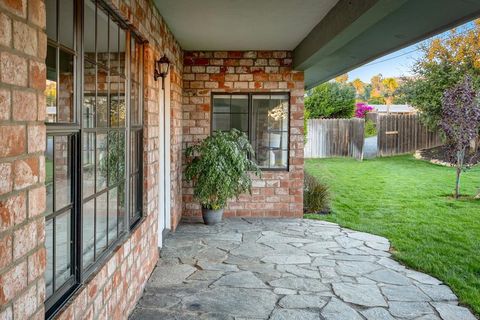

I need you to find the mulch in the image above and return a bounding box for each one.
[416,145,480,166]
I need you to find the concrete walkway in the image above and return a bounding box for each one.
[131,219,476,320]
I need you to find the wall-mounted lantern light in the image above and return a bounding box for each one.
[154,54,171,89]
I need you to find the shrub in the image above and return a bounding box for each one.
[184,129,261,210]
[305,82,355,119]
[304,173,330,214]
[364,119,377,138]
[355,102,374,118]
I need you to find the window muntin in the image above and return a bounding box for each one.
[212,93,290,170]
[45,134,75,301]
[45,0,144,316]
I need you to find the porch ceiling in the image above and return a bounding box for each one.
[153,0,339,51]
[154,0,480,89]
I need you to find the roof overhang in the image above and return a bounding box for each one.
[153,0,480,88]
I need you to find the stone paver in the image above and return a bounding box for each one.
[130,219,477,320]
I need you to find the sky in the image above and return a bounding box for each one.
[346,20,475,83]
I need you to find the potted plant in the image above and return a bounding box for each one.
[185,129,261,225]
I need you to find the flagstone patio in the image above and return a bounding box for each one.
[130,219,476,320]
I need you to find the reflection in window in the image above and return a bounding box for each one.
[252,95,289,169]
[211,93,289,170]
[44,135,74,300]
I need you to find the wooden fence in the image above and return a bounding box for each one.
[305,118,365,160]
[377,114,442,157]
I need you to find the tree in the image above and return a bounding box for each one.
[440,76,480,199]
[335,73,349,84]
[382,77,399,104]
[370,74,384,100]
[305,82,355,119]
[403,19,480,129]
[351,78,365,97]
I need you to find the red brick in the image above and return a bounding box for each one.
[0,11,11,46]
[13,220,37,259]
[0,52,28,86]
[13,90,37,121]
[29,61,46,90]
[27,124,46,153]
[28,185,45,218]
[28,0,46,28]
[0,0,27,18]
[13,157,39,190]
[0,88,11,120]
[13,20,37,56]
[0,261,27,305]
[0,125,25,157]
[13,284,37,319]
[27,246,46,282]
[0,162,12,195]
[0,234,12,269]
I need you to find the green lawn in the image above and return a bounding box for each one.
[305,155,480,316]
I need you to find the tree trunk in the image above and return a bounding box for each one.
[454,149,465,199]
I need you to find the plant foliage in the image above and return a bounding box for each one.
[184,129,261,210]
[440,76,480,198]
[403,20,480,129]
[364,119,377,138]
[304,173,330,214]
[305,82,355,119]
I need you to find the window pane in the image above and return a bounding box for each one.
[110,83,119,127]
[130,81,139,125]
[96,193,108,255]
[119,28,126,77]
[130,38,138,82]
[82,199,95,268]
[231,95,248,113]
[213,96,230,113]
[55,211,71,290]
[58,50,74,122]
[45,0,57,40]
[54,136,71,210]
[108,187,118,244]
[84,0,96,60]
[118,180,125,232]
[118,77,126,127]
[82,133,95,198]
[96,69,109,127]
[45,46,57,123]
[46,136,54,213]
[130,176,136,220]
[109,18,119,74]
[107,131,118,185]
[45,219,54,298]
[58,0,74,48]
[119,131,126,179]
[231,114,248,132]
[252,95,289,169]
[212,114,230,131]
[83,61,96,128]
[130,131,137,172]
[96,133,107,190]
[97,8,109,66]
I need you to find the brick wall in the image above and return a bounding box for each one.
[182,51,304,219]
[0,0,47,318]
[0,0,183,319]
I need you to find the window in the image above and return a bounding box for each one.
[45,0,144,317]
[212,93,290,170]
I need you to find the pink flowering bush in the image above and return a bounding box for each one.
[355,102,373,118]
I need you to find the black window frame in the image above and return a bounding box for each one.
[44,0,145,318]
[210,92,290,171]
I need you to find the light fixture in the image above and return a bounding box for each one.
[154,54,171,88]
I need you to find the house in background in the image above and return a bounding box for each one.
[0,0,479,319]
[371,104,417,114]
